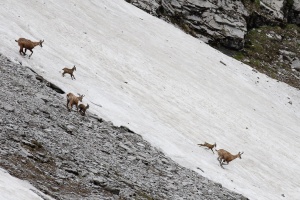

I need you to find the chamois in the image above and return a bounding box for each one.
[62,65,76,80]
[216,149,244,168]
[78,103,89,116]
[15,38,44,58]
[66,93,84,112]
[198,142,216,154]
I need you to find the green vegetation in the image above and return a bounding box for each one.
[233,24,300,89]
[241,0,260,11]
[286,0,294,8]
[136,191,154,200]
[233,52,245,60]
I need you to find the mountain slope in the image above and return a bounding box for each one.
[0,54,246,199]
[0,0,300,199]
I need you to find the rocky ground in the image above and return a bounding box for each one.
[0,54,248,199]
[234,24,300,89]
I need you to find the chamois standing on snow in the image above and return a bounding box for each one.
[78,103,89,116]
[198,142,216,154]
[15,38,44,58]
[62,65,76,80]
[216,149,244,169]
[66,93,84,112]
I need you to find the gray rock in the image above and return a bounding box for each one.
[89,168,99,174]
[92,177,107,187]
[2,103,15,112]
[291,58,300,71]
[66,124,77,134]
[65,168,79,176]
[118,142,134,154]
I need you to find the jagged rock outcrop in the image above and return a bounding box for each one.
[126,0,300,50]
[128,0,248,50]
[260,0,284,19]
[246,0,285,30]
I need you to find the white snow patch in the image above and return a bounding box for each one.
[0,168,53,200]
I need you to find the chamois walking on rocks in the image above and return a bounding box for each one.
[15,38,44,58]
[66,93,84,112]
[78,103,89,116]
[198,142,216,154]
[216,149,244,169]
[62,65,76,80]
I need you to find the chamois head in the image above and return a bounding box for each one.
[77,93,85,102]
[238,152,244,159]
[39,40,44,47]
[73,65,76,71]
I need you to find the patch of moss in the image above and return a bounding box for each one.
[136,191,154,200]
[233,52,245,60]
[242,0,260,11]
[233,24,300,89]
[286,0,294,9]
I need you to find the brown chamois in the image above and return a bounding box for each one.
[197,142,216,154]
[66,93,84,112]
[78,103,89,116]
[62,65,76,80]
[15,38,44,58]
[216,149,244,169]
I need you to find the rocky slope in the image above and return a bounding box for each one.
[127,0,249,49]
[125,0,300,89]
[0,54,248,199]
[234,24,300,89]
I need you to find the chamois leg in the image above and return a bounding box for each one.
[220,159,228,166]
[221,162,228,166]
[69,103,74,111]
[211,149,214,154]
[19,47,25,55]
[80,110,84,116]
[220,162,228,169]
[67,100,71,111]
[218,159,226,168]
[71,74,75,80]
[219,159,223,167]
[28,49,33,58]
[62,72,65,77]
[220,163,225,169]
[218,157,223,165]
